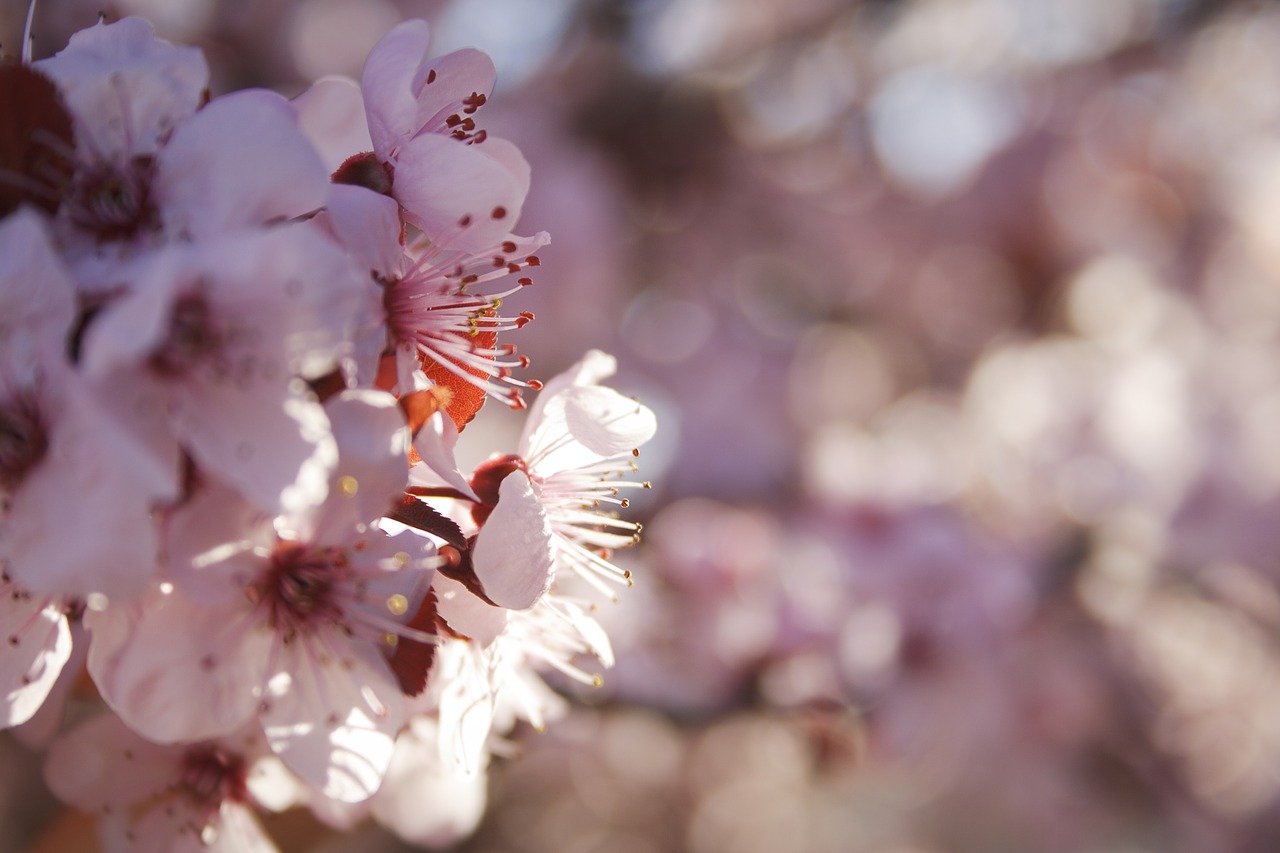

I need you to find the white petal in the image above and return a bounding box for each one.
[562,385,658,460]
[371,716,488,847]
[204,802,280,853]
[44,712,182,811]
[5,373,173,601]
[410,48,496,120]
[34,16,208,158]
[315,183,404,279]
[409,411,479,502]
[432,575,508,647]
[393,134,530,253]
[470,472,554,610]
[293,75,373,173]
[261,637,403,803]
[86,590,270,743]
[0,599,70,728]
[519,348,618,456]
[174,379,337,517]
[156,90,329,239]
[303,389,410,537]
[0,210,75,373]
[362,19,433,156]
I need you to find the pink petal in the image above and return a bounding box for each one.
[5,372,175,601]
[304,389,411,536]
[260,636,404,803]
[361,19,433,157]
[0,598,70,728]
[409,411,479,502]
[432,575,508,647]
[371,716,488,847]
[470,472,554,610]
[315,183,403,279]
[293,76,373,173]
[392,133,530,253]
[34,16,208,158]
[156,90,329,239]
[173,377,338,517]
[44,712,183,812]
[409,47,496,127]
[86,589,270,743]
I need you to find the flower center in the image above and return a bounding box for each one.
[178,746,248,807]
[331,151,393,195]
[0,391,48,493]
[252,542,347,639]
[149,293,221,378]
[65,154,158,241]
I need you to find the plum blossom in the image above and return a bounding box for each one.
[318,179,548,417]
[0,209,176,600]
[80,224,376,515]
[86,397,435,802]
[0,11,657,849]
[319,19,532,253]
[44,712,292,852]
[469,349,658,605]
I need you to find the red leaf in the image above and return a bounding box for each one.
[0,63,74,217]
[388,588,439,697]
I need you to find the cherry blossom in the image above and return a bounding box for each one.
[0,209,176,600]
[44,712,290,852]
[0,11,657,849]
[470,349,657,604]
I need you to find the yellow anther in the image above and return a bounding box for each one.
[338,475,359,497]
[387,593,409,616]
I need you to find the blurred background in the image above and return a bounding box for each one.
[6,0,1280,850]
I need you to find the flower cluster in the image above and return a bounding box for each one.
[0,14,654,850]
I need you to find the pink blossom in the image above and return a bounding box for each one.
[44,712,287,852]
[0,209,176,600]
[470,349,657,605]
[80,224,376,515]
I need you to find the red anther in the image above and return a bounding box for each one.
[459,214,472,227]
[518,355,531,368]
[425,69,437,84]
[492,206,507,220]
[518,277,533,286]
[501,343,517,354]
[511,393,527,410]
[461,118,476,132]
[492,257,505,268]
[462,93,487,113]
[498,367,512,379]
[502,241,518,253]
[506,263,521,273]
[528,379,544,391]
[527,256,541,266]
[472,130,488,144]
[446,114,462,127]
[460,274,479,285]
